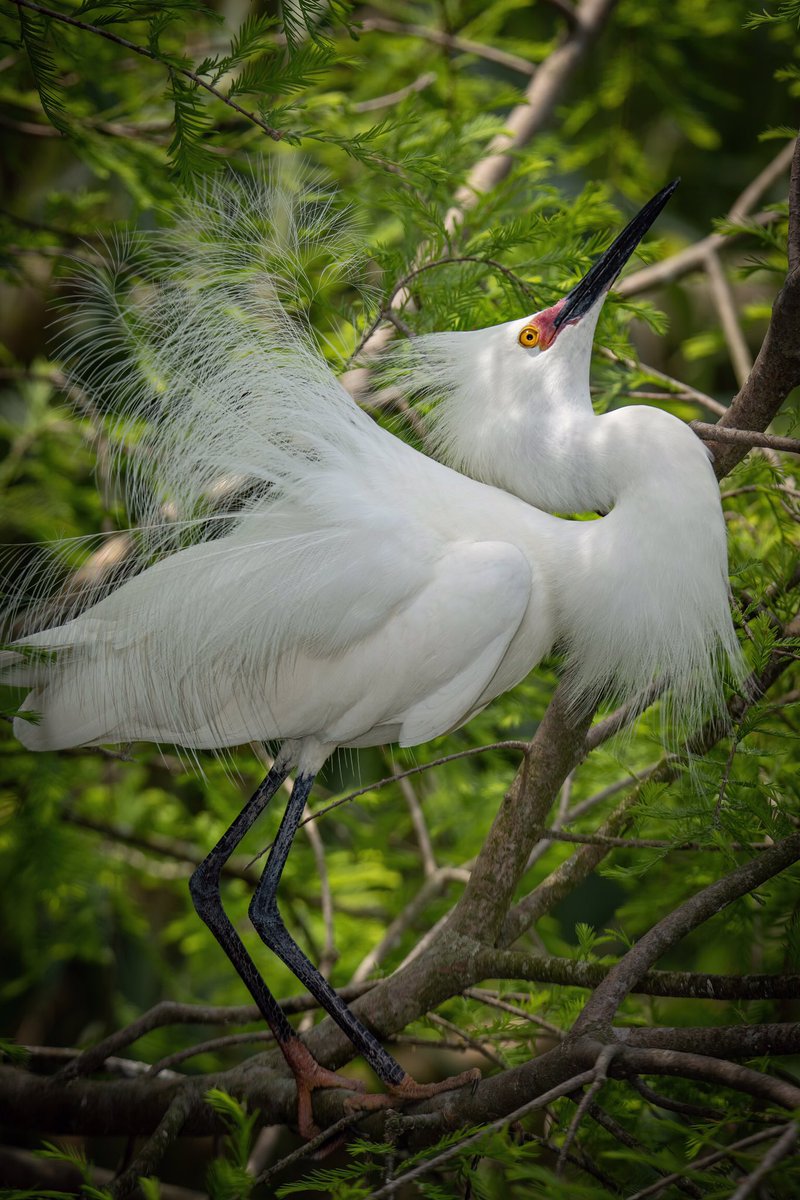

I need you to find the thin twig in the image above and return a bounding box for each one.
[426,1011,508,1069]
[256,1111,368,1185]
[704,248,753,388]
[624,1126,788,1200]
[464,987,564,1038]
[109,1085,198,1199]
[360,17,537,77]
[350,865,470,983]
[353,71,437,112]
[540,829,772,852]
[399,774,438,879]
[691,421,800,455]
[9,0,283,141]
[361,1068,597,1199]
[628,1075,723,1121]
[557,1045,620,1175]
[246,740,528,865]
[618,138,796,297]
[597,348,728,416]
[147,1031,274,1076]
[728,1122,798,1200]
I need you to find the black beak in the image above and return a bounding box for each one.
[553,179,680,333]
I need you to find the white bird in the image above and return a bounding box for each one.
[3,178,740,1136]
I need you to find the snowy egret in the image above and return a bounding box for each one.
[4,178,740,1135]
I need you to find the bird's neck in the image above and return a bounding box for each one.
[547,406,741,725]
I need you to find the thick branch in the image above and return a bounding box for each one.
[448,682,593,943]
[501,622,798,944]
[478,949,800,1001]
[710,131,800,477]
[609,1046,800,1111]
[619,1022,800,1059]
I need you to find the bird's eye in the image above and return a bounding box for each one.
[518,325,540,348]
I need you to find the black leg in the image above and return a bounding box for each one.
[189,760,297,1047]
[248,771,407,1087]
[189,755,365,1138]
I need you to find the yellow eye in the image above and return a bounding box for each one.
[518,325,539,348]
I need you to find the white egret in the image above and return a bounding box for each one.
[3,178,740,1135]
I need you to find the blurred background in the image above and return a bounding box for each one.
[1,1,798,1195]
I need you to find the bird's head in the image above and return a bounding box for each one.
[412,180,680,511]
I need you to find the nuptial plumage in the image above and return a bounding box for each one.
[2,177,741,1133]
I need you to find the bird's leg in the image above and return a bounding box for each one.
[248,772,481,1117]
[189,754,361,1139]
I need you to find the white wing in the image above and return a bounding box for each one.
[13,512,535,752]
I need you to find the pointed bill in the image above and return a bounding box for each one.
[552,179,680,333]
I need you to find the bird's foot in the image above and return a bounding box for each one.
[344,1067,481,1116]
[282,1037,366,1140]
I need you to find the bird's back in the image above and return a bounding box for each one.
[11,438,556,752]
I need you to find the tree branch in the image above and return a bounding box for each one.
[8,0,283,141]
[359,17,537,77]
[710,130,800,477]
[447,0,618,227]
[573,832,800,1030]
[617,138,796,297]
[478,948,800,1001]
[692,420,800,455]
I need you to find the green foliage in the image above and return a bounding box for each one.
[1,0,799,1197]
[205,1089,261,1200]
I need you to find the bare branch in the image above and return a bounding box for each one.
[109,1087,198,1200]
[711,131,800,477]
[399,774,438,879]
[479,947,800,1001]
[628,1076,723,1121]
[611,1045,800,1111]
[597,347,728,416]
[557,1045,619,1175]
[692,421,800,455]
[704,248,753,387]
[618,138,796,298]
[447,0,618,228]
[359,17,537,77]
[361,1067,598,1200]
[620,1021,800,1059]
[573,831,800,1030]
[729,1122,798,1200]
[624,1126,790,1200]
[56,985,373,1081]
[353,71,437,113]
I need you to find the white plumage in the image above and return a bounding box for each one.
[2,177,746,1132]
[4,178,740,765]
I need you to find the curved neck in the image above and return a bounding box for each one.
[547,407,740,724]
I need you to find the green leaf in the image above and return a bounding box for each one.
[166,70,218,188]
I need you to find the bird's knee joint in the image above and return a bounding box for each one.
[189,862,218,911]
[249,893,283,933]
